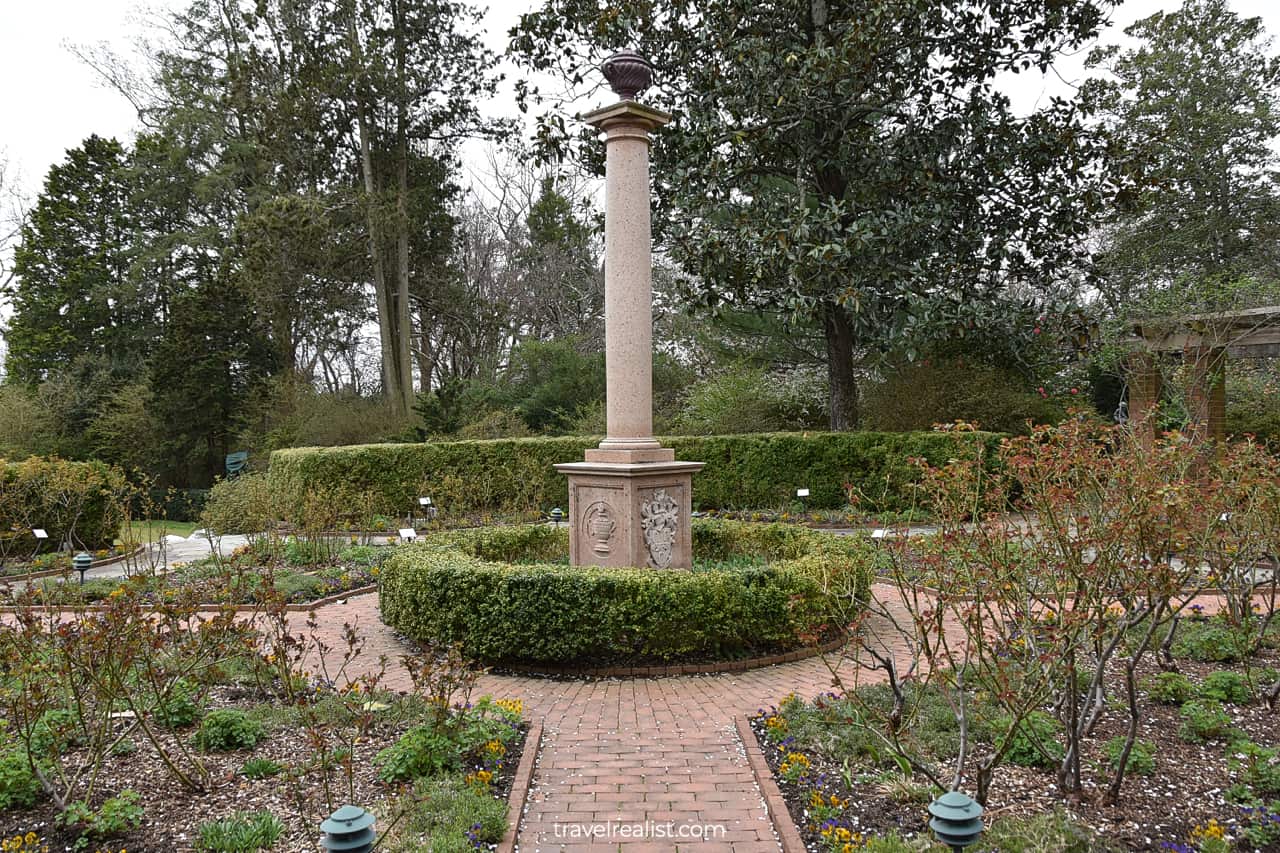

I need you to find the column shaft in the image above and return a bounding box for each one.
[601,122,657,449]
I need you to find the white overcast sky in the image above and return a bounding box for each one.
[2,0,1280,200]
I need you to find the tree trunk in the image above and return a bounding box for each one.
[414,307,436,392]
[823,301,859,430]
[394,166,413,410]
[392,0,415,412]
[347,12,402,410]
[393,156,414,411]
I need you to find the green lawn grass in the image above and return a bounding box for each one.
[118,519,199,545]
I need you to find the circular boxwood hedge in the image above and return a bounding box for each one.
[378,519,874,666]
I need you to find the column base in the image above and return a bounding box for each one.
[555,460,704,569]
[584,447,675,463]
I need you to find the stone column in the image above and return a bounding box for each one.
[1184,345,1227,445]
[581,90,672,462]
[555,50,703,569]
[1126,351,1163,449]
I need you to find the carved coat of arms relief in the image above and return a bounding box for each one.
[640,488,679,568]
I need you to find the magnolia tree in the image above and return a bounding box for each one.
[509,0,1115,429]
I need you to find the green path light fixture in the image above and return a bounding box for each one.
[549,507,565,526]
[72,552,92,586]
[320,804,375,852]
[928,790,984,852]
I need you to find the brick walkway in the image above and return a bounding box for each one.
[301,591,909,852]
[298,583,1270,852]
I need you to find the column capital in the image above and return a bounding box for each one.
[582,101,672,133]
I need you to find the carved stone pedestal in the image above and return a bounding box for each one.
[555,461,704,569]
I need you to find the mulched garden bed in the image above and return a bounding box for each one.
[1,686,529,852]
[750,642,1280,851]
[0,546,141,579]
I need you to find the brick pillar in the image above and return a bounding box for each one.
[1184,346,1227,445]
[1126,351,1162,448]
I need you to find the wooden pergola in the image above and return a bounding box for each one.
[1124,306,1280,445]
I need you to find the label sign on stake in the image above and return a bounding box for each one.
[796,488,810,498]
[398,528,416,541]
[32,529,48,539]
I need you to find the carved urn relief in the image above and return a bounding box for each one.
[583,501,616,555]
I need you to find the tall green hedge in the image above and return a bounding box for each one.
[269,430,1001,519]
[1,456,128,550]
[379,521,875,665]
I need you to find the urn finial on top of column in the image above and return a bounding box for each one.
[601,49,653,100]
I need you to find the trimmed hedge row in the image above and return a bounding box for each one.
[269,430,1002,519]
[1,456,128,550]
[378,520,876,665]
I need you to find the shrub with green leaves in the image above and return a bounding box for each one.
[58,789,144,841]
[0,456,128,549]
[1143,672,1195,705]
[239,758,285,779]
[380,521,874,664]
[997,711,1065,769]
[0,748,43,809]
[1226,740,1280,796]
[194,709,265,752]
[269,430,1004,518]
[200,472,279,536]
[1178,700,1235,743]
[1198,670,1251,704]
[154,678,204,728]
[1172,621,1253,663]
[862,357,1064,435]
[273,571,325,602]
[672,366,828,435]
[30,708,82,754]
[1103,737,1156,776]
[195,810,285,852]
[769,683,963,767]
[376,724,464,782]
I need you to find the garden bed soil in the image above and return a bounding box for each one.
[750,650,1280,852]
[3,557,382,608]
[0,687,531,853]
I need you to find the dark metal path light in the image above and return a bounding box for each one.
[72,552,92,586]
[320,804,376,852]
[928,790,984,852]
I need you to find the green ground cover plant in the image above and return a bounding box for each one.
[193,710,265,752]
[194,810,284,852]
[1144,672,1196,705]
